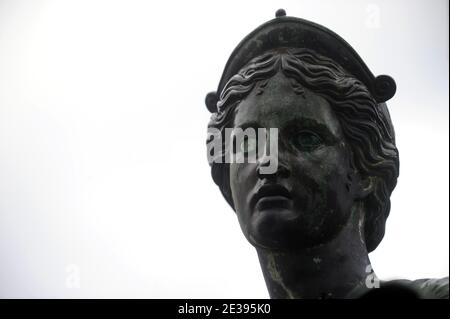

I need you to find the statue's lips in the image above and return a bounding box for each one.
[255,196,292,211]
[251,184,292,211]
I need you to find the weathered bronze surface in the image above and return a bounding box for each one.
[205,9,448,299]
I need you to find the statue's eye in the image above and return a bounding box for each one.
[240,137,257,154]
[294,131,322,152]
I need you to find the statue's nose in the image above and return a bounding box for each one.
[256,152,290,180]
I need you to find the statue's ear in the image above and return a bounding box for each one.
[355,175,374,200]
[205,91,218,113]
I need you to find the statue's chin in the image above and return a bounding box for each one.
[245,208,313,250]
[244,207,344,251]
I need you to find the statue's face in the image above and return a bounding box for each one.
[229,71,358,250]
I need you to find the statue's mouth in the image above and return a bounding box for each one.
[250,184,292,212]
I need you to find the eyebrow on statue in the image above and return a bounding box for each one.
[233,121,262,131]
[233,118,339,143]
[284,117,339,143]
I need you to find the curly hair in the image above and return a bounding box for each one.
[207,48,399,252]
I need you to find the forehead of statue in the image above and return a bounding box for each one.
[233,71,343,139]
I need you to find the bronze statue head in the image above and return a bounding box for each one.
[206,16,398,253]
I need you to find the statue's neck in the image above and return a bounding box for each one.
[256,204,372,299]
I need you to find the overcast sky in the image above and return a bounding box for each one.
[0,0,448,298]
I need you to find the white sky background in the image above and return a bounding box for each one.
[0,0,448,298]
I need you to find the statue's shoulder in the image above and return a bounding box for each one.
[356,277,449,299]
[385,277,449,299]
[409,277,449,299]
